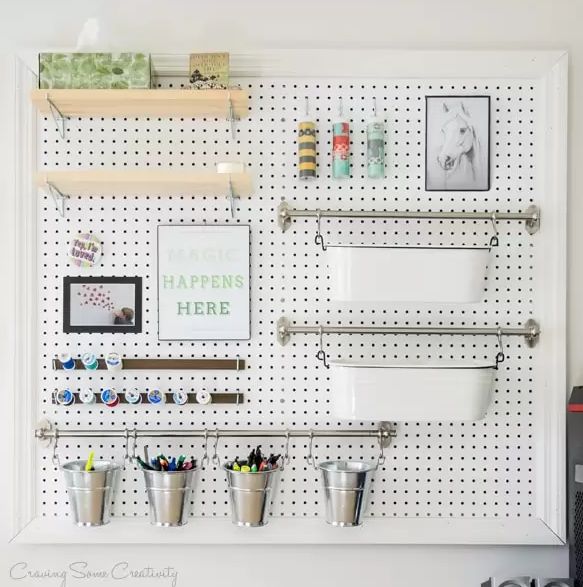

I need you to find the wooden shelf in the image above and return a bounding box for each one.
[36,170,252,198]
[30,88,249,119]
[52,358,245,370]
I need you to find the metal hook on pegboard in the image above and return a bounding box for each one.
[305,430,318,470]
[211,428,221,468]
[489,211,500,247]
[51,427,61,468]
[315,325,330,368]
[201,429,210,469]
[495,326,506,368]
[314,209,327,251]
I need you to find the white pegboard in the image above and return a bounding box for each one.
[37,76,542,522]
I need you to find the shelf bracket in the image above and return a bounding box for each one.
[46,95,66,140]
[46,182,69,218]
[227,176,239,218]
[227,92,237,139]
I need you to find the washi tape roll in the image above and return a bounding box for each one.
[367,118,385,179]
[101,388,119,407]
[105,352,123,371]
[147,388,165,405]
[332,120,350,179]
[125,388,142,405]
[298,120,317,180]
[172,390,189,406]
[58,352,76,371]
[79,389,96,404]
[196,390,212,405]
[55,388,75,406]
[81,352,99,370]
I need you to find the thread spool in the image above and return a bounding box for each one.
[367,98,385,179]
[100,388,119,408]
[58,352,76,371]
[79,389,96,404]
[332,97,350,179]
[125,388,142,405]
[105,352,122,371]
[56,388,75,406]
[298,97,317,180]
[172,390,189,406]
[81,352,99,370]
[147,388,165,405]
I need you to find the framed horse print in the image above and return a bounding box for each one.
[425,95,491,191]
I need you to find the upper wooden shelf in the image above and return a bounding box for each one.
[36,170,252,198]
[30,88,249,119]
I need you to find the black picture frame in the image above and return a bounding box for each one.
[63,276,142,333]
[425,95,491,192]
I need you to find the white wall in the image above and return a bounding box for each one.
[1,0,578,585]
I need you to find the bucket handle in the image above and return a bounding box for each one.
[306,429,386,470]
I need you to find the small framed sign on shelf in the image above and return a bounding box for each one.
[157,225,250,341]
[63,276,142,333]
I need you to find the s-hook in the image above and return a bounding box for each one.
[314,209,327,251]
[489,212,500,247]
[211,428,221,468]
[376,428,386,468]
[201,429,210,468]
[51,426,60,467]
[306,430,317,470]
[281,429,291,471]
[495,327,505,368]
[315,325,330,368]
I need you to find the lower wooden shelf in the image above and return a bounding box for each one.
[37,169,252,198]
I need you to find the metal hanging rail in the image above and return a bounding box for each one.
[277,200,541,235]
[276,316,541,348]
[35,420,395,448]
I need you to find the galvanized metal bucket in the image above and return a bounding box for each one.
[223,465,280,527]
[142,468,199,527]
[61,460,120,527]
[318,460,375,527]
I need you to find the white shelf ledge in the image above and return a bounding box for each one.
[12,516,564,545]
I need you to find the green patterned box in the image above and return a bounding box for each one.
[39,53,151,89]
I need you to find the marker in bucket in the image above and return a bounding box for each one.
[100,388,119,407]
[58,353,76,371]
[105,352,123,371]
[79,389,96,404]
[124,388,142,405]
[147,388,165,405]
[55,388,75,406]
[81,352,99,370]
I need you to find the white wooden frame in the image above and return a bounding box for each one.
[5,50,567,545]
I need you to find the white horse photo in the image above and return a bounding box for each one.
[426,97,490,191]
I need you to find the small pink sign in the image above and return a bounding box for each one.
[69,233,102,267]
